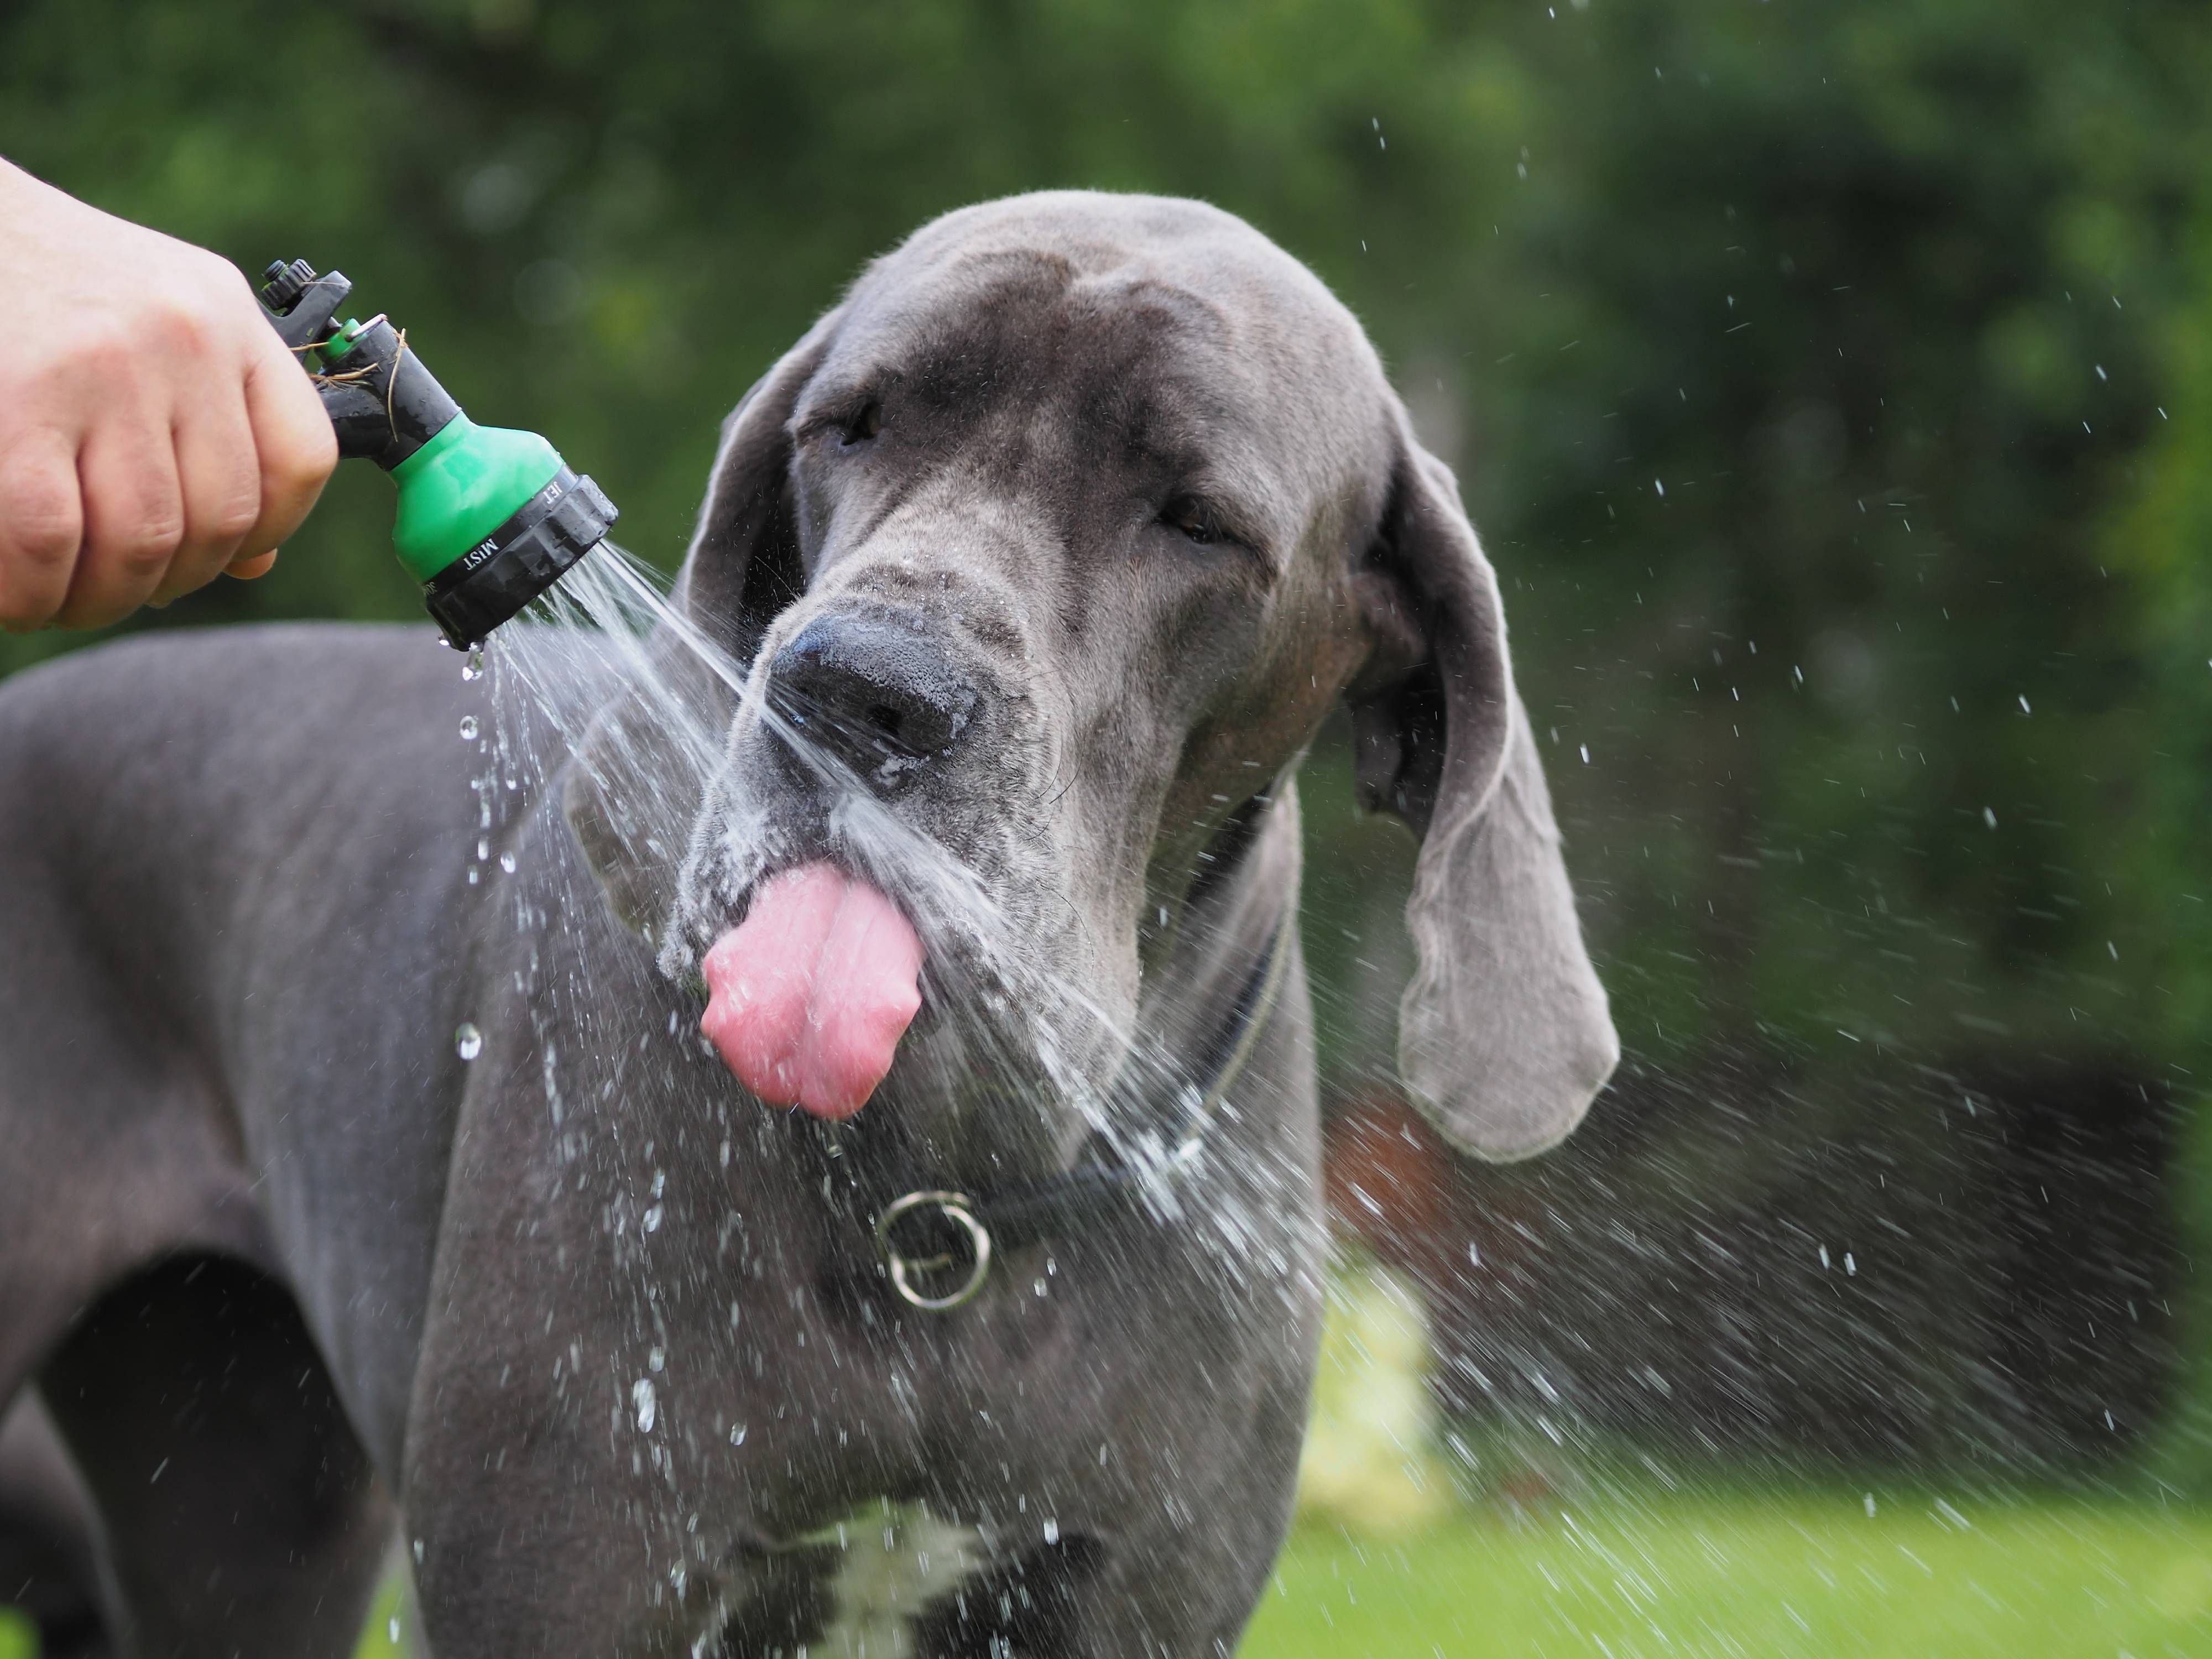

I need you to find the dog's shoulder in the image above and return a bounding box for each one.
[0,623,479,864]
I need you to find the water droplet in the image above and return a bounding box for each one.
[643,1204,664,1233]
[1864,1493,1877,1517]
[477,838,491,862]
[467,867,480,885]
[455,1022,483,1061]
[633,1378,656,1433]
[1844,1251,1857,1276]
[414,1538,425,1564]
[459,714,480,742]
[499,851,517,874]
[1983,806,1997,829]
[1042,1518,1060,1544]
[729,1422,747,1445]
[389,1616,401,1643]
[1818,1244,1830,1269]
[649,1345,665,1372]
[462,646,485,682]
[1034,1277,1047,1297]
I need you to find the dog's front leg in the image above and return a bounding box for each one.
[398,1003,731,1653]
[399,1166,838,1659]
[910,1240,1326,1658]
[401,1240,705,1656]
[1063,1361,1317,1659]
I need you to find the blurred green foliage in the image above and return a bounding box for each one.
[7,0,2206,1060]
[7,0,2212,1467]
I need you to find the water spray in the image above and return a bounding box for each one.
[255,258,617,650]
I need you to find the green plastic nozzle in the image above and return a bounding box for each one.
[255,258,616,649]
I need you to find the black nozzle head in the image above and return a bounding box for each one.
[421,468,617,650]
[260,258,317,313]
[257,258,354,354]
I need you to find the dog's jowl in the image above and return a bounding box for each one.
[0,192,1615,1656]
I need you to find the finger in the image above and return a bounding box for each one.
[56,418,185,629]
[150,380,262,606]
[0,426,85,631]
[224,549,279,581]
[236,325,336,564]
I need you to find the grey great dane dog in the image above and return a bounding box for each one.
[0,192,1616,1656]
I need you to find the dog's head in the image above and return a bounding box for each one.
[566,191,1615,1175]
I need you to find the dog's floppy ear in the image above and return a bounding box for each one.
[673,304,847,658]
[1345,397,1619,1160]
[563,310,842,943]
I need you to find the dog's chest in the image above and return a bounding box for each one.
[781,1500,992,1657]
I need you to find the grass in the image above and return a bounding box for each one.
[2,1487,2205,1656]
[1239,1490,2212,1658]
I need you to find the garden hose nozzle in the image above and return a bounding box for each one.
[256,258,615,650]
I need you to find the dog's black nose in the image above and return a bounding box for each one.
[767,615,978,784]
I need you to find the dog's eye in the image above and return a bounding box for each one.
[841,401,883,445]
[1162,495,1225,546]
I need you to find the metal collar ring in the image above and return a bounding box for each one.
[875,1190,993,1311]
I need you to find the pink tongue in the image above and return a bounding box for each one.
[700,862,924,1119]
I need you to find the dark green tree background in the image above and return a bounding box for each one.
[7,0,2211,1474]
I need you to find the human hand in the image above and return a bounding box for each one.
[0,160,337,630]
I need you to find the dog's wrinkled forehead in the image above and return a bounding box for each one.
[803,192,1389,547]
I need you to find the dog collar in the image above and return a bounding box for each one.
[871,914,1291,1312]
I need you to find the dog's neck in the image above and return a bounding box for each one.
[1133,782,1301,1072]
[849,786,1301,1310]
